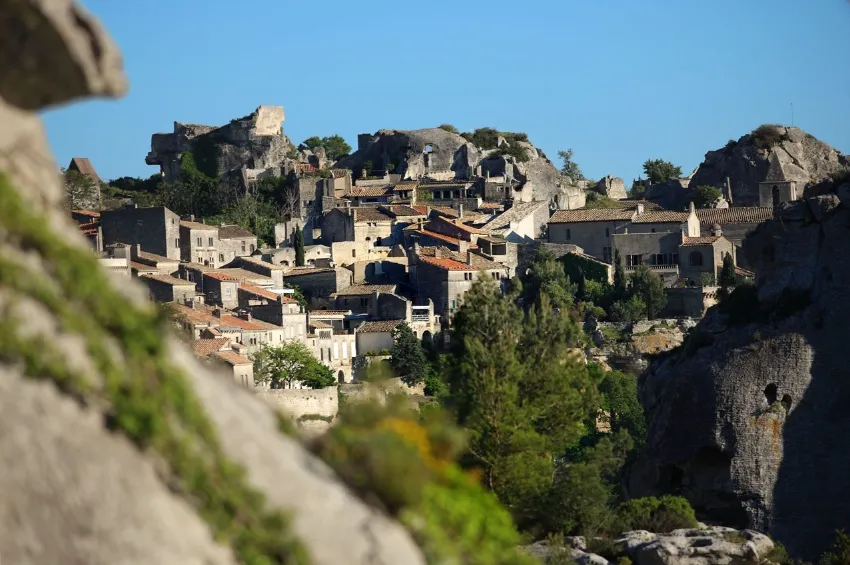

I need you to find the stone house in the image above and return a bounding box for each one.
[355,319,403,356]
[266,244,332,268]
[215,309,286,355]
[282,266,354,308]
[237,283,307,342]
[213,350,255,388]
[217,225,258,263]
[322,206,395,245]
[201,271,241,310]
[98,251,131,279]
[424,215,482,246]
[759,153,798,208]
[101,204,182,260]
[414,252,508,318]
[476,236,518,278]
[332,284,398,314]
[230,256,285,288]
[548,207,636,263]
[140,273,197,303]
[367,293,439,341]
[306,309,352,332]
[179,219,220,267]
[74,210,103,252]
[479,200,549,243]
[678,233,736,284]
[416,180,478,204]
[341,184,393,206]
[695,207,773,270]
[306,321,357,383]
[128,244,181,277]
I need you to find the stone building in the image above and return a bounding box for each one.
[217,224,258,263]
[332,284,398,314]
[355,319,402,356]
[282,267,354,308]
[413,251,508,318]
[695,207,774,270]
[547,207,636,263]
[101,204,182,260]
[479,200,549,243]
[140,273,198,303]
[677,233,736,284]
[179,219,219,266]
[237,283,307,342]
[322,207,395,245]
[305,320,357,383]
[759,153,798,208]
[211,350,254,388]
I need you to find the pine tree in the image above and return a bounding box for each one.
[294,229,305,267]
[630,265,667,320]
[390,322,428,386]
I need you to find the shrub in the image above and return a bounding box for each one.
[752,125,788,149]
[721,282,763,326]
[438,124,459,134]
[723,531,748,544]
[820,530,850,565]
[613,496,698,534]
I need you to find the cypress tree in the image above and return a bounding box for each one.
[294,229,305,267]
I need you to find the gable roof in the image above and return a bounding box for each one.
[481,200,547,232]
[382,205,424,217]
[343,186,392,198]
[695,207,774,224]
[237,255,285,271]
[549,208,636,223]
[418,256,478,272]
[140,273,195,287]
[68,157,100,182]
[213,350,253,366]
[353,207,395,223]
[680,235,723,247]
[239,283,297,303]
[334,284,397,296]
[429,215,484,235]
[192,337,231,356]
[203,271,239,282]
[631,210,690,224]
[180,220,215,230]
[356,319,404,333]
[218,225,255,239]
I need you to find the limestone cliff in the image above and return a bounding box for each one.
[690,125,849,206]
[146,106,294,182]
[335,127,585,208]
[630,186,850,560]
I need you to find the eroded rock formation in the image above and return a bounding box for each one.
[0,1,425,563]
[690,125,849,206]
[595,175,628,200]
[631,187,850,560]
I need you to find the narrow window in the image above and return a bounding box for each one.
[209,237,213,246]
[605,228,610,238]
[197,237,202,246]
[566,229,571,240]
[241,241,246,253]
[175,238,179,248]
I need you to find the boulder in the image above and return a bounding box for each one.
[807,194,840,222]
[595,175,628,200]
[617,527,774,565]
[0,1,426,564]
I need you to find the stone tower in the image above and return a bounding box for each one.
[758,153,797,208]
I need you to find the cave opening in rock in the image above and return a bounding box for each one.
[781,394,793,414]
[764,383,778,405]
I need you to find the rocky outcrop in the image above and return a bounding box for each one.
[595,175,628,200]
[631,187,850,560]
[690,125,849,206]
[522,527,775,565]
[0,1,426,563]
[588,319,693,374]
[335,127,585,207]
[145,105,294,183]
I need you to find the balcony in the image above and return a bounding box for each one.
[624,264,680,275]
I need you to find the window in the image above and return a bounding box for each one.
[651,228,656,233]
[626,254,642,267]
[376,237,383,245]
[208,237,213,246]
[360,297,368,307]
[250,244,255,253]
[225,288,231,296]
[352,249,356,258]
[219,254,224,262]
[451,300,456,309]
[566,229,571,240]
[197,237,202,246]
[342,343,348,359]
[689,251,703,267]
[241,241,246,253]
[175,238,179,248]
[605,228,610,238]
[320,348,324,361]
[197,257,202,263]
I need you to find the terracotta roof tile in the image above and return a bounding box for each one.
[430,216,484,234]
[130,261,158,273]
[204,271,238,282]
[238,255,285,270]
[631,211,690,224]
[353,207,394,222]
[410,228,462,246]
[167,303,218,325]
[283,267,336,276]
[331,168,349,178]
[357,319,404,333]
[695,207,774,224]
[477,202,503,211]
[141,273,195,286]
[392,181,418,192]
[213,350,253,366]
[192,337,231,356]
[680,236,722,247]
[309,319,333,329]
[382,205,424,217]
[219,315,276,331]
[309,310,352,316]
[549,209,636,223]
[72,209,101,217]
[418,256,478,272]
[239,283,297,303]
[344,186,392,198]
[69,157,99,181]
[218,225,256,239]
[137,250,177,264]
[412,205,429,215]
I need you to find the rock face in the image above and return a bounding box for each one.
[631,187,850,560]
[145,105,294,182]
[0,1,426,564]
[521,527,775,565]
[595,175,628,200]
[690,125,849,206]
[335,127,585,207]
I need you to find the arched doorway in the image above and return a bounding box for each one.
[422,330,432,345]
[772,185,780,208]
[337,370,345,384]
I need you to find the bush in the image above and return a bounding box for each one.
[438,124,459,134]
[613,496,698,534]
[752,125,788,149]
[720,282,762,326]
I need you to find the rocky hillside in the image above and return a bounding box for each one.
[335,127,585,207]
[690,125,849,206]
[629,184,850,560]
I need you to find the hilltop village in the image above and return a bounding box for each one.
[64,106,846,391]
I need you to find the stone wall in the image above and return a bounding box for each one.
[255,386,338,421]
[101,206,181,260]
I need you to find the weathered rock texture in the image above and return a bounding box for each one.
[522,527,775,565]
[0,1,426,563]
[632,188,850,560]
[335,127,585,208]
[595,175,628,200]
[146,105,294,182]
[690,125,849,206]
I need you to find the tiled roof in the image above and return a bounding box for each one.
[130,261,158,273]
[334,284,397,296]
[548,208,636,223]
[413,228,462,246]
[167,303,218,325]
[204,271,238,282]
[193,337,231,356]
[239,283,297,303]
[344,186,392,198]
[80,223,100,236]
[356,319,404,333]
[213,350,253,366]
[137,250,176,264]
[477,202,503,211]
[735,266,756,277]
[419,182,473,190]
[383,205,424,217]
[418,256,478,272]
[69,157,99,181]
[764,153,788,182]
[180,220,215,230]
[451,251,503,271]
[211,268,273,284]
[309,319,332,329]
[354,207,394,222]
[696,207,774,224]
[218,225,255,239]
[141,273,195,286]
[631,211,690,224]
[415,245,454,257]
[309,310,352,316]
[72,209,101,218]
[481,200,547,232]
[219,315,276,331]
[680,236,722,247]
[412,205,429,215]
[331,168,349,178]
[392,181,418,192]
[429,205,460,218]
[238,255,284,270]
[283,267,336,276]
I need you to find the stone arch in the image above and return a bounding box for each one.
[337,370,345,384]
[250,244,255,253]
[280,260,290,267]
[376,236,382,246]
[688,251,703,267]
[764,383,778,405]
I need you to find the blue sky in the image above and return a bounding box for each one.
[43,0,850,183]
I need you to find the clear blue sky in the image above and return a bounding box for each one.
[43,0,850,184]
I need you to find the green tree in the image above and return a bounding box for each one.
[690,185,723,208]
[298,135,351,161]
[629,178,646,198]
[613,249,627,299]
[609,295,646,323]
[597,368,646,449]
[821,530,850,565]
[520,247,577,310]
[642,159,682,184]
[62,168,100,210]
[447,278,596,527]
[252,341,335,389]
[438,124,459,134]
[557,148,585,182]
[718,252,736,289]
[629,265,667,319]
[299,136,323,151]
[294,229,305,267]
[391,322,429,386]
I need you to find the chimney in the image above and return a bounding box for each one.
[435,247,444,259]
[239,310,252,322]
[212,308,223,319]
[456,203,464,218]
[458,238,469,255]
[636,203,645,216]
[466,250,474,266]
[190,214,195,222]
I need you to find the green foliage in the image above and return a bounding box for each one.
[613,249,627,299]
[642,159,682,184]
[613,496,698,534]
[629,179,646,198]
[821,530,850,565]
[690,185,723,208]
[723,531,748,544]
[191,133,223,178]
[313,396,538,565]
[218,193,278,246]
[584,192,624,209]
[609,295,646,323]
[545,533,580,565]
[391,322,429,386]
[438,124,459,134]
[492,143,530,163]
[461,128,530,159]
[629,265,667,319]
[294,229,305,267]
[718,252,736,291]
[597,369,646,449]
[521,247,577,310]
[446,277,595,528]
[289,285,307,309]
[752,124,788,150]
[558,148,585,182]
[252,341,336,389]
[299,134,352,160]
[561,254,610,291]
[0,174,309,563]
[62,168,100,210]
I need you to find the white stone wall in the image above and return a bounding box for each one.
[255,386,338,421]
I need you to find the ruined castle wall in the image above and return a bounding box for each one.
[255,386,338,420]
